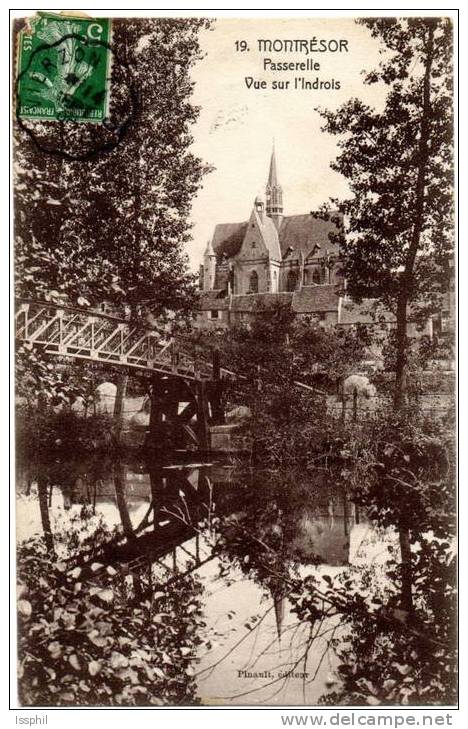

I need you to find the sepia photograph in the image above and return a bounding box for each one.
[12,9,456,711]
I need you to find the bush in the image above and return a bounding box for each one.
[16,407,114,464]
[17,510,204,706]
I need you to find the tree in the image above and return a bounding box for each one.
[14,18,212,408]
[290,410,456,705]
[15,17,210,320]
[317,18,453,408]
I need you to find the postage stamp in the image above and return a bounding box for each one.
[16,12,112,123]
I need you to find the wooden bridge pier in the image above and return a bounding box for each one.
[147,348,224,453]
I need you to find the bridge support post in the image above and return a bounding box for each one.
[209,347,225,426]
[208,380,225,426]
[195,380,210,452]
[147,374,214,453]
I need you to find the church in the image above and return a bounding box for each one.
[196,146,432,340]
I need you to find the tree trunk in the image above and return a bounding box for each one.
[394,23,435,411]
[38,478,54,556]
[113,461,145,600]
[113,461,135,543]
[113,373,128,444]
[393,293,408,410]
[399,523,413,613]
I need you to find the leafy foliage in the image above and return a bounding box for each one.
[16,407,113,465]
[289,407,456,706]
[14,19,212,404]
[290,529,456,706]
[195,303,369,466]
[316,18,454,405]
[15,18,211,320]
[17,510,204,706]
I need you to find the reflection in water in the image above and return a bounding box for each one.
[17,455,374,705]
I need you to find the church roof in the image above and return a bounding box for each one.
[282,245,304,262]
[292,284,339,313]
[212,222,249,259]
[230,292,293,312]
[259,214,282,260]
[198,289,229,311]
[279,214,342,258]
[211,213,342,261]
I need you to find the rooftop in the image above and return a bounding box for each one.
[292,284,340,313]
[198,289,230,311]
[211,212,342,262]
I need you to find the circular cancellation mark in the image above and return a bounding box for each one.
[15,30,138,162]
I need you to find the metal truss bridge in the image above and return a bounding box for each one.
[15,299,324,450]
[15,299,218,381]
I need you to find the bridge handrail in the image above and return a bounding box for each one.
[15,299,327,395]
[15,298,169,337]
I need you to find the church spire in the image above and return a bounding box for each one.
[268,141,279,187]
[266,142,283,228]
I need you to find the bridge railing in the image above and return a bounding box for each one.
[15,300,215,380]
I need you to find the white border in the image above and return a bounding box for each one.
[5,5,461,729]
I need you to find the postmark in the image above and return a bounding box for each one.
[15,13,137,161]
[17,12,111,123]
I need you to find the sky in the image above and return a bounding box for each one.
[186,17,386,270]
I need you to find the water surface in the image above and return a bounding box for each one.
[17,454,390,705]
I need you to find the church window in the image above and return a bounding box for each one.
[249,270,259,294]
[287,270,297,292]
[312,269,321,284]
[251,241,256,249]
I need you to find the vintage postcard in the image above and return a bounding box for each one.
[12,10,456,711]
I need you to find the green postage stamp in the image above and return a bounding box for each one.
[16,12,111,123]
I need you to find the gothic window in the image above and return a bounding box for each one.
[251,241,256,249]
[287,269,297,292]
[249,270,259,294]
[312,269,321,284]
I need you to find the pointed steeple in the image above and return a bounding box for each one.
[266,141,283,228]
[268,141,279,187]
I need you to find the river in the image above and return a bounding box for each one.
[16,453,394,705]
